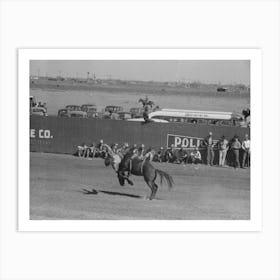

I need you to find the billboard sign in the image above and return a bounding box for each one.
[167,134,218,149]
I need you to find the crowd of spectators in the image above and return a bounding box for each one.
[76,132,250,169]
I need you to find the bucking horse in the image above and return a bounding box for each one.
[103,144,174,200]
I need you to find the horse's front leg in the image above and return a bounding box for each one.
[117,172,125,186]
[125,170,134,185]
[126,176,134,186]
[118,171,134,186]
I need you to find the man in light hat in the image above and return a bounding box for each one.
[218,135,229,167]
[241,134,250,168]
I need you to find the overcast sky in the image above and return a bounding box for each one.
[30,60,250,85]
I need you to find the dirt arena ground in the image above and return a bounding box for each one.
[30,152,250,220]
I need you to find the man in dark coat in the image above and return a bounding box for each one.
[204,132,215,166]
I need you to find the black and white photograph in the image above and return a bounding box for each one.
[28,55,252,221]
[2,1,280,280]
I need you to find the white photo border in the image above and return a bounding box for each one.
[19,48,262,232]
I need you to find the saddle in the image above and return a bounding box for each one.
[124,156,146,175]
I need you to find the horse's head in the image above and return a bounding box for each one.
[104,156,112,167]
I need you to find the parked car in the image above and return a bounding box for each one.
[95,112,104,119]
[65,105,82,111]
[103,111,120,120]
[81,104,97,112]
[31,107,48,116]
[86,107,98,118]
[117,111,132,120]
[105,105,124,113]
[129,107,144,118]
[57,109,69,117]
[69,111,87,118]
[64,105,87,118]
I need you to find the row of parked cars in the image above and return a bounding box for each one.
[57,104,145,120]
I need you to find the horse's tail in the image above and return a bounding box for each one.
[155,169,174,190]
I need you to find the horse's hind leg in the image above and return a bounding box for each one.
[143,169,158,200]
[150,183,158,200]
[145,180,158,200]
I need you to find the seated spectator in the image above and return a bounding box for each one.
[77,143,88,157]
[154,147,165,162]
[165,144,176,163]
[190,147,202,164]
[119,142,130,155]
[116,143,125,155]
[88,142,97,158]
[96,139,107,158]
[175,147,188,164]
[111,143,119,154]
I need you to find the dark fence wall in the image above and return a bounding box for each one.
[30,116,250,158]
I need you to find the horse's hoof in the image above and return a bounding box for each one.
[128,181,134,186]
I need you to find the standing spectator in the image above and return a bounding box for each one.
[218,135,229,167]
[204,132,215,166]
[190,147,202,164]
[241,134,250,168]
[231,135,241,168]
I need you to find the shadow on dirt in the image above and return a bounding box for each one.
[81,188,142,199]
